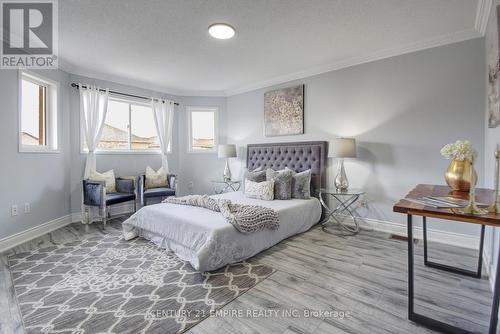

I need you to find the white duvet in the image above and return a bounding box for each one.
[122,191,322,271]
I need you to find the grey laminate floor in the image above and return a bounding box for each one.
[0,218,494,334]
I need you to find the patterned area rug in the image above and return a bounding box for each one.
[8,234,274,334]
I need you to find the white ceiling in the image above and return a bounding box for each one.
[58,0,489,96]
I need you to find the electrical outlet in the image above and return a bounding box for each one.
[11,205,18,216]
[24,203,31,214]
[358,199,368,208]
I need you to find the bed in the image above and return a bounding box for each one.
[122,141,327,271]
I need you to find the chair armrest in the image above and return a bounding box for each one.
[116,177,136,193]
[168,174,177,195]
[83,179,105,207]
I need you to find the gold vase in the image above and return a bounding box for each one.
[445,159,477,192]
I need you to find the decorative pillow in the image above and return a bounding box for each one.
[266,168,293,200]
[286,167,312,199]
[89,169,116,193]
[242,166,266,192]
[145,166,169,189]
[244,179,275,201]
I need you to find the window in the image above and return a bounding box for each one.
[19,71,58,152]
[187,106,218,153]
[82,97,166,153]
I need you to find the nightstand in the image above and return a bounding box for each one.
[318,188,365,234]
[211,180,241,194]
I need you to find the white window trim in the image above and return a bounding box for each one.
[186,106,218,154]
[18,70,60,153]
[79,95,171,155]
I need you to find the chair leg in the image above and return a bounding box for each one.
[83,206,90,233]
[134,200,137,212]
[102,205,107,230]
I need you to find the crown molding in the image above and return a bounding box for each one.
[60,27,482,98]
[475,0,493,35]
[224,28,481,96]
[58,59,226,98]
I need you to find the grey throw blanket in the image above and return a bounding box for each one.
[163,195,280,234]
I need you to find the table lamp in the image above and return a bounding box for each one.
[329,138,357,191]
[218,144,237,181]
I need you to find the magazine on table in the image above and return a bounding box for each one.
[404,196,487,208]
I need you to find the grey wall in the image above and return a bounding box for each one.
[0,69,71,239]
[176,96,227,196]
[226,38,486,236]
[68,74,181,213]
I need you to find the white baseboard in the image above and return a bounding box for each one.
[0,202,136,254]
[0,215,72,253]
[71,212,83,223]
[362,217,480,250]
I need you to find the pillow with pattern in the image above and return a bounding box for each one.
[89,169,116,193]
[286,167,312,199]
[266,168,293,200]
[242,166,266,192]
[244,179,275,201]
[145,166,169,189]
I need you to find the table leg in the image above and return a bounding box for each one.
[408,214,414,319]
[321,194,360,234]
[489,248,500,334]
[407,213,480,334]
[423,217,485,278]
[319,194,343,226]
[341,204,360,233]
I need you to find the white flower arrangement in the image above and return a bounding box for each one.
[440,140,476,161]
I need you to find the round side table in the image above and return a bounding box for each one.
[211,180,241,194]
[318,188,365,234]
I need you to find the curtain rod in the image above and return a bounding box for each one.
[70,83,179,106]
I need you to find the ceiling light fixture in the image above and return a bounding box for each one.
[208,23,235,39]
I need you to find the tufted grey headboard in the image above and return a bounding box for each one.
[246,141,327,191]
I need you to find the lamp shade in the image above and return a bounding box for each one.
[218,144,237,158]
[329,138,357,158]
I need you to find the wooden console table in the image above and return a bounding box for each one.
[393,184,500,334]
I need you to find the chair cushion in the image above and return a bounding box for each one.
[106,192,136,205]
[144,187,175,198]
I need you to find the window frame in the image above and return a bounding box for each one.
[18,70,59,153]
[186,106,218,154]
[80,95,170,155]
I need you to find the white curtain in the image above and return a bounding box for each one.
[80,84,109,179]
[151,98,175,172]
